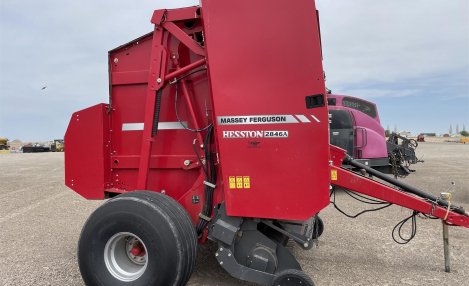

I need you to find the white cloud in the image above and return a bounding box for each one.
[0,0,468,139]
[316,0,469,88]
[0,0,198,140]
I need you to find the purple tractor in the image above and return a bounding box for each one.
[327,93,421,177]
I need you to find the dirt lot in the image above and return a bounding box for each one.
[0,142,468,286]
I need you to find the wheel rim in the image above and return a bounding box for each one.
[104,232,148,282]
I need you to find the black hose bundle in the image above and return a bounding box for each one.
[392,211,418,244]
[168,68,216,236]
[330,187,392,218]
[331,187,422,244]
[195,125,216,235]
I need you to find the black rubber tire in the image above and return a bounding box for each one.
[119,191,198,284]
[78,191,197,286]
[311,216,324,240]
[272,269,315,286]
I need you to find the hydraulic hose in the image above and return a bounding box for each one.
[343,155,466,215]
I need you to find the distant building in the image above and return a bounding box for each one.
[9,139,23,151]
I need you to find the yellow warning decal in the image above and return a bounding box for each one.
[229,176,251,189]
[236,176,243,189]
[243,176,251,189]
[229,176,236,188]
[331,169,338,181]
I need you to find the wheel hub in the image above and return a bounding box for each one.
[104,232,148,282]
[126,236,147,265]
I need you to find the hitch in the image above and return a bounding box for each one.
[330,145,469,228]
[330,145,469,273]
[342,154,466,216]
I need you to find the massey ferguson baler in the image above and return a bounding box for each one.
[64,1,469,285]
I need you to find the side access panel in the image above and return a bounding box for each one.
[65,104,110,199]
[201,0,330,220]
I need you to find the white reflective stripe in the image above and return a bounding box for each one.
[158,122,187,130]
[122,122,187,131]
[310,115,321,123]
[295,115,311,123]
[217,115,299,125]
[122,123,144,131]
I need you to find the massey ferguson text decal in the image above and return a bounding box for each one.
[218,115,299,125]
[223,130,288,138]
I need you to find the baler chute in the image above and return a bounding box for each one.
[64,1,469,285]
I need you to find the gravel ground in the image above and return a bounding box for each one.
[0,142,468,286]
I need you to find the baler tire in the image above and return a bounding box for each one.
[271,269,315,286]
[118,191,198,284]
[311,216,324,239]
[78,191,197,286]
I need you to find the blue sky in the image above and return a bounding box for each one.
[317,1,469,135]
[0,0,468,141]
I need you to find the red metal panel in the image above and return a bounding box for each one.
[103,17,213,223]
[111,70,149,85]
[64,104,110,199]
[201,0,330,220]
[111,155,199,170]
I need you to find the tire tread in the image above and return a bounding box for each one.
[119,191,197,286]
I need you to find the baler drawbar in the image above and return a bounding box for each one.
[64,1,469,285]
[330,146,469,226]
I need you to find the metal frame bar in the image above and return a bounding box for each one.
[163,22,205,57]
[136,11,207,190]
[137,26,167,189]
[165,59,206,82]
[151,7,200,24]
